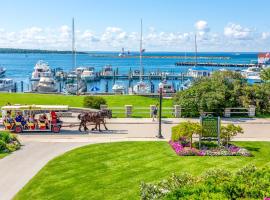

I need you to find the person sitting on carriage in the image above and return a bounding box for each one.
[50,111,60,123]
[39,113,49,128]
[4,112,15,129]
[15,112,27,128]
[27,114,37,129]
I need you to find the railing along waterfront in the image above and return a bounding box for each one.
[100,105,256,118]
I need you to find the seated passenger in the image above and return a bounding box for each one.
[15,112,27,128]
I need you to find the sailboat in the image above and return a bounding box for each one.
[65,18,87,94]
[187,34,210,78]
[133,19,150,94]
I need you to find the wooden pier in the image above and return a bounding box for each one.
[96,73,193,81]
[175,62,258,68]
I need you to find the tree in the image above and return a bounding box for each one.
[240,84,270,114]
[174,71,245,117]
[171,121,202,148]
[260,68,270,82]
[220,124,243,148]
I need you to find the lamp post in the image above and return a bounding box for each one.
[156,82,164,139]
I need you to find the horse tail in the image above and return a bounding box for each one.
[78,113,82,120]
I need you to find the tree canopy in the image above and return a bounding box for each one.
[174,71,270,117]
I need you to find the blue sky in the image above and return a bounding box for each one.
[0,0,270,51]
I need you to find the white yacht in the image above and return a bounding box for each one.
[188,66,211,78]
[241,67,262,84]
[31,60,52,81]
[31,60,53,91]
[101,65,113,76]
[0,78,14,92]
[37,77,58,93]
[133,19,150,94]
[81,67,95,81]
[65,81,87,94]
[133,81,150,94]
[158,80,175,94]
[112,81,125,94]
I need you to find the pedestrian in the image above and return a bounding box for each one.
[152,104,158,121]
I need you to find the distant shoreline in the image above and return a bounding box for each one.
[0,48,87,54]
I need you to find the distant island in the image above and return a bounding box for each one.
[0,48,87,54]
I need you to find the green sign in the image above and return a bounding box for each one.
[201,116,220,138]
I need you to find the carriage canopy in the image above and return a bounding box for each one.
[1,105,69,111]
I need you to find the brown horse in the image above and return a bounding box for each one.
[78,109,112,132]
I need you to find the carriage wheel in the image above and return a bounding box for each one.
[52,125,60,133]
[14,126,23,133]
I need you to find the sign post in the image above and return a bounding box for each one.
[200,116,221,148]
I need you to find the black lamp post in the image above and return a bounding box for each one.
[156,83,164,139]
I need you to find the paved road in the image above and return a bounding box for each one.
[0,117,270,200]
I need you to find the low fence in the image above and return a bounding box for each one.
[100,105,256,118]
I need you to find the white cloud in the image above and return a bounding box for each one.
[0,22,269,51]
[195,20,210,32]
[224,23,252,40]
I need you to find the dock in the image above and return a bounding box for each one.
[175,62,259,68]
[96,73,193,81]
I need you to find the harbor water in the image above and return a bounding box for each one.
[0,52,259,93]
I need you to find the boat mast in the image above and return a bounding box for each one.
[195,34,197,67]
[140,19,143,81]
[72,17,76,70]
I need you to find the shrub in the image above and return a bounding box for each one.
[0,140,7,152]
[0,132,13,143]
[0,132,20,153]
[171,122,202,147]
[220,124,243,147]
[83,96,107,109]
[140,165,270,200]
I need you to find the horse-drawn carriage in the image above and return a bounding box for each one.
[1,105,68,133]
[1,104,112,134]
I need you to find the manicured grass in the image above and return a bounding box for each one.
[15,141,270,200]
[0,153,8,159]
[0,93,173,117]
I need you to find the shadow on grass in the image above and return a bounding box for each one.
[244,146,261,152]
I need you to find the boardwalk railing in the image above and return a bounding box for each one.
[100,105,256,118]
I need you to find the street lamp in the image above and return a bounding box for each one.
[156,82,164,139]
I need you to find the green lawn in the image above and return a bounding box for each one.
[0,153,8,159]
[15,141,270,200]
[0,93,173,118]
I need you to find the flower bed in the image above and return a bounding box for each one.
[169,140,252,156]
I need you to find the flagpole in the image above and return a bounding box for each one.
[140,19,143,82]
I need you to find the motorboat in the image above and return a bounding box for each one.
[112,81,125,94]
[31,60,53,91]
[65,75,87,94]
[133,81,150,94]
[0,78,14,92]
[81,67,95,81]
[188,66,211,78]
[37,77,58,93]
[55,68,67,80]
[158,81,175,93]
[241,67,261,76]
[65,81,86,94]
[31,60,52,81]
[0,67,6,77]
[101,65,113,76]
[241,67,262,84]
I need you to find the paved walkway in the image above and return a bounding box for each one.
[0,117,270,199]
